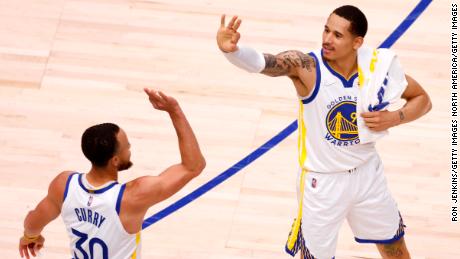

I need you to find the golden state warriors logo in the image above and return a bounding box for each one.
[325,99,360,146]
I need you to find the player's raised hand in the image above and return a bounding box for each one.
[144,88,179,114]
[217,15,242,53]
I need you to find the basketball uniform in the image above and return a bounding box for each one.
[61,173,141,259]
[289,49,405,259]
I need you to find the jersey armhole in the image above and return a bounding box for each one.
[300,52,321,105]
[63,172,78,202]
[116,184,127,215]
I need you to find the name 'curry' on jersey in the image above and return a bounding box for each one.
[61,173,142,259]
[298,49,377,173]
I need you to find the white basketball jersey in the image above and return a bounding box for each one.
[299,49,377,173]
[61,173,141,259]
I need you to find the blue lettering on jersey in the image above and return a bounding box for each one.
[325,100,360,146]
[74,208,106,228]
[368,72,390,112]
[326,96,357,110]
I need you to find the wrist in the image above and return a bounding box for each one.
[219,45,239,53]
[395,109,405,126]
[23,231,41,241]
[168,105,183,117]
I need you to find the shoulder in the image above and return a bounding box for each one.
[48,171,75,204]
[50,171,74,187]
[120,176,163,213]
[124,176,162,200]
[51,171,75,188]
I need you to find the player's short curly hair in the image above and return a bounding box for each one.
[81,123,120,167]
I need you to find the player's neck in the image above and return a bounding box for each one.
[326,53,358,80]
[87,167,118,186]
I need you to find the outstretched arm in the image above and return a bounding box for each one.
[19,171,71,259]
[361,74,432,131]
[127,89,206,210]
[217,15,315,97]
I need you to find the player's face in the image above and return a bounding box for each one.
[322,13,362,61]
[115,129,133,171]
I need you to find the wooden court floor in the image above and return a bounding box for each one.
[0,0,457,258]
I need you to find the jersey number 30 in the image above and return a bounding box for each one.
[71,228,108,259]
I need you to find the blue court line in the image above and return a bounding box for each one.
[142,0,432,230]
[379,0,432,49]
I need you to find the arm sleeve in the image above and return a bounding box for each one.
[223,46,266,73]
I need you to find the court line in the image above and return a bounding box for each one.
[142,0,433,229]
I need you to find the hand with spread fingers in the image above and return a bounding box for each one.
[19,234,44,259]
[217,14,242,53]
[144,88,180,114]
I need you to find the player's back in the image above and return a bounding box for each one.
[61,173,141,259]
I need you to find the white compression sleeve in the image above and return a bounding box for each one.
[223,46,266,73]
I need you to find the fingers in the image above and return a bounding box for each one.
[144,88,160,100]
[28,243,36,257]
[360,111,377,118]
[362,116,379,123]
[220,14,226,27]
[227,16,238,29]
[22,246,30,259]
[33,243,42,256]
[365,123,378,129]
[361,111,381,122]
[157,91,168,101]
[231,32,240,44]
[362,112,379,129]
[144,88,166,110]
[227,16,242,32]
[233,19,242,31]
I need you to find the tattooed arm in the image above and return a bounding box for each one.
[262,50,316,97]
[262,50,314,76]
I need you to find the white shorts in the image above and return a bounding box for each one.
[294,154,405,259]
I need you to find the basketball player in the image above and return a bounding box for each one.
[19,88,206,259]
[217,5,431,259]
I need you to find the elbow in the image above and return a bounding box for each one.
[425,94,433,115]
[195,156,206,175]
[188,156,206,177]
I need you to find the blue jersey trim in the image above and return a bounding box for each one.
[116,184,126,215]
[77,174,118,194]
[320,49,358,88]
[301,52,321,105]
[354,231,405,244]
[63,172,78,202]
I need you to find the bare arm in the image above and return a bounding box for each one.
[361,74,432,131]
[398,74,432,123]
[127,89,206,211]
[263,51,316,97]
[19,171,71,258]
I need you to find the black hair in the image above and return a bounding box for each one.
[81,123,120,167]
[332,5,368,37]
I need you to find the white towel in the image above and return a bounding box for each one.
[356,46,408,144]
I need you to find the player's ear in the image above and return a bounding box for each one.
[111,156,120,168]
[353,36,364,50]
